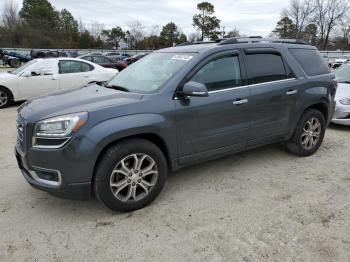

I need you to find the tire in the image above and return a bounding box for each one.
[286,109,326,157]
[9,59,21,68]
[0,87,13,109]
[94,138,168,212]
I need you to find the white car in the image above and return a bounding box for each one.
[332,65,350,125]
[0,58,118,108]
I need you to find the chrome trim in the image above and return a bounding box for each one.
[208,78,297,94]
[286,90,298,95]
[233,99,248,105]
[32,136,70,149]
[29,166,62,187]
[208,84,249,94]
[248,78,297,88]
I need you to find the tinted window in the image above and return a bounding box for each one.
[246,53,287,84]
[289,48,330,76]
[82,62,93,72]
[191,56,242,91]
[59,61,92,74]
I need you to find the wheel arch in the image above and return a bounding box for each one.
[0,85,14,100]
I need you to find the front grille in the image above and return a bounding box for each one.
[16,115,26,152]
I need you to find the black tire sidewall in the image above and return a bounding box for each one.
[0,87,13,109]
[289,109,326,156]
[94,139,167,212]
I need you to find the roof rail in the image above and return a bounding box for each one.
[218,37,308,45]
[176,41,217,47]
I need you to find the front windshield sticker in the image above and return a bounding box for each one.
[171,55,193,61]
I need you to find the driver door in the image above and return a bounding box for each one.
[175,50,251,164]
[18,60,59,100]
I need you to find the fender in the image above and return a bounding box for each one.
[81,113,178,168]
[289,85,333,134]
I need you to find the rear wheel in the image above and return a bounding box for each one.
[94,139,167,212]
[286,109,326,156]
[0,87,13,109]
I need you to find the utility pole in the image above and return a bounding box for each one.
[221,26,226,39]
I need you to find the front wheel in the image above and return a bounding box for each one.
[0,87,13,109]
[286,109,326,157]
[94,139,167,212]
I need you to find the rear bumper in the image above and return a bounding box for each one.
[15,145,92,200]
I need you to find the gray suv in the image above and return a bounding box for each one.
[15,38,336,212]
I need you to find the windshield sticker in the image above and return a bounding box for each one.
[171,55,193,61]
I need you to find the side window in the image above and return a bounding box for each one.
[103,57,111,63]
[59,61,92,74]
[191,56,242,92]
[82,62,93,72]
[289,48,330,76]
[83,56,93,62]
[246,53,288,84]
[93,56,105,64]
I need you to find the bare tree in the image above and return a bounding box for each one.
[282,0,315,38]
[1,0,20,29]
[313,0,350,49]
[149,25,160,36]
[188,32,201,42]
[89,20,105,39]
[0,0,20,46]
[127,21,145,49]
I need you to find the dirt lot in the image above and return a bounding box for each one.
[0,66,350,262]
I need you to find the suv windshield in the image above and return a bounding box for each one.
[107,52,196,93]
[10,60,38,75]
[335,65,350,83]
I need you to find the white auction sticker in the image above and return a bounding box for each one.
[171,55,193,61]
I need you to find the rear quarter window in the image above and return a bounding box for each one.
[289,48,330,76]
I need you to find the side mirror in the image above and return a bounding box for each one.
[177,81,209,98]
[21,71,31,77]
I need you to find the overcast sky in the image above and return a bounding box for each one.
[10,0,291,36]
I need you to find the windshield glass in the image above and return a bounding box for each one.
[10,60,38,75]
[335,65,350,82]
[107,52,197,93]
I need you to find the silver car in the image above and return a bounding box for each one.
[333,64,350,125]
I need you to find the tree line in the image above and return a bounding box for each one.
[1,0,350,50]
[0,0,224,49]
[272,0,350,50]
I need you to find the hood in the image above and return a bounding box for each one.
[335,83,350,99]
[0,71,16,80]
[19,84,143,120]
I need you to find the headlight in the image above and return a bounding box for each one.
[339,98,350,105]
[34,112,88,138]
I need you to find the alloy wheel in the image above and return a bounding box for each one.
[301,117,321,150]
[0,91,8,106]
[110,153,158,202]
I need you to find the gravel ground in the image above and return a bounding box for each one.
[0,66,350,261]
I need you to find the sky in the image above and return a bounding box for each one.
[9,0,291,37]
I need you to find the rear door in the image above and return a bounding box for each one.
[57,60,94,90]
[175,50,251,163]
[244,48,300,145]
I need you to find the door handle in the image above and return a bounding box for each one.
[286,90,298,95]
[233,98,248,105]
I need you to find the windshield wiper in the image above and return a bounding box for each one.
[338,81,350,84]
[106,84,130,92]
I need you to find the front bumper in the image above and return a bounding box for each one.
[332,101,350,126]
[15,142,93,200]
